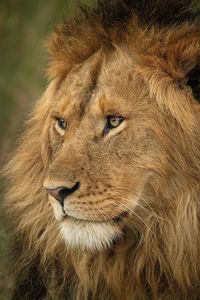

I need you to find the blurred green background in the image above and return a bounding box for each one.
[0,1,90,299]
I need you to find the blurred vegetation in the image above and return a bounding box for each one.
[0,1,91,299]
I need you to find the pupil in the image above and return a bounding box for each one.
[110,117,120,127]
[110,117,119,127]
[59,119,66,129]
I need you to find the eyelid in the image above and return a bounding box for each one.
[108,115,124,122]
[52,114,65,120]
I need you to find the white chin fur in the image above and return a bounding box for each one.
[59,218,122,251]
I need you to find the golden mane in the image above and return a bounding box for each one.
[4,1,200,299]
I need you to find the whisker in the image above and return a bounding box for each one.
[110,186,165,222]
[107,199,155,236]
[95,205,117,227]
[120,204,155,236]
[123,198,165,222]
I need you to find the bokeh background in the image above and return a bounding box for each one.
[0,1,90,299]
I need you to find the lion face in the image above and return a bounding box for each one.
[43,31,200,251]
[43,51,161,250]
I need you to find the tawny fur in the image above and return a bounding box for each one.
[4,1,200,299]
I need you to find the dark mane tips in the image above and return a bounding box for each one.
[79,0,199,29]
[47,0,200,78]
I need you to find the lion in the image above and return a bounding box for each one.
[3,0,200,299]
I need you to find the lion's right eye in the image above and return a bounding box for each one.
[103,115,125,136]
[55,118,67,136]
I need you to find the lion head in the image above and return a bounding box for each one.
[4,1,200,299]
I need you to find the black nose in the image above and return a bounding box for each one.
[46,182,80,205]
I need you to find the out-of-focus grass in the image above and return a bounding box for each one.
[0,1,91,299]
[0,0,81,164]
[0,217,12,300]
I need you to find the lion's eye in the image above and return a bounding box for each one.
[57,118,67,130]
[55,118,67,136]
[103,115,125,135]
[109,116,124,128]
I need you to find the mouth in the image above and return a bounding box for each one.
[63,211,128,224]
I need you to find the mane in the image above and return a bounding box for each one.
[47,0,200,78]
[4,1,200,299]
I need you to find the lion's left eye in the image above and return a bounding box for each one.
[57,118,67,130]
[54,118,67,136]
[103,115,125,135]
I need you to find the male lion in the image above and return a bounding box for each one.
[4,0,200,299]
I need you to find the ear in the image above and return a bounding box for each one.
[137,32,200,132]
[187,63,200,103]
[166,33,200,103]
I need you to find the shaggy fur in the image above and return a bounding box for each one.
[4,0,200,299]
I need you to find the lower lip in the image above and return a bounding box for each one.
[63,211,128,224]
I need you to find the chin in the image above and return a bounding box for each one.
[59,217,123,251]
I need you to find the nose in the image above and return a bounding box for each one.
[45,182,80,206]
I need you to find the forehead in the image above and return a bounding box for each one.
[54,50,142,115]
